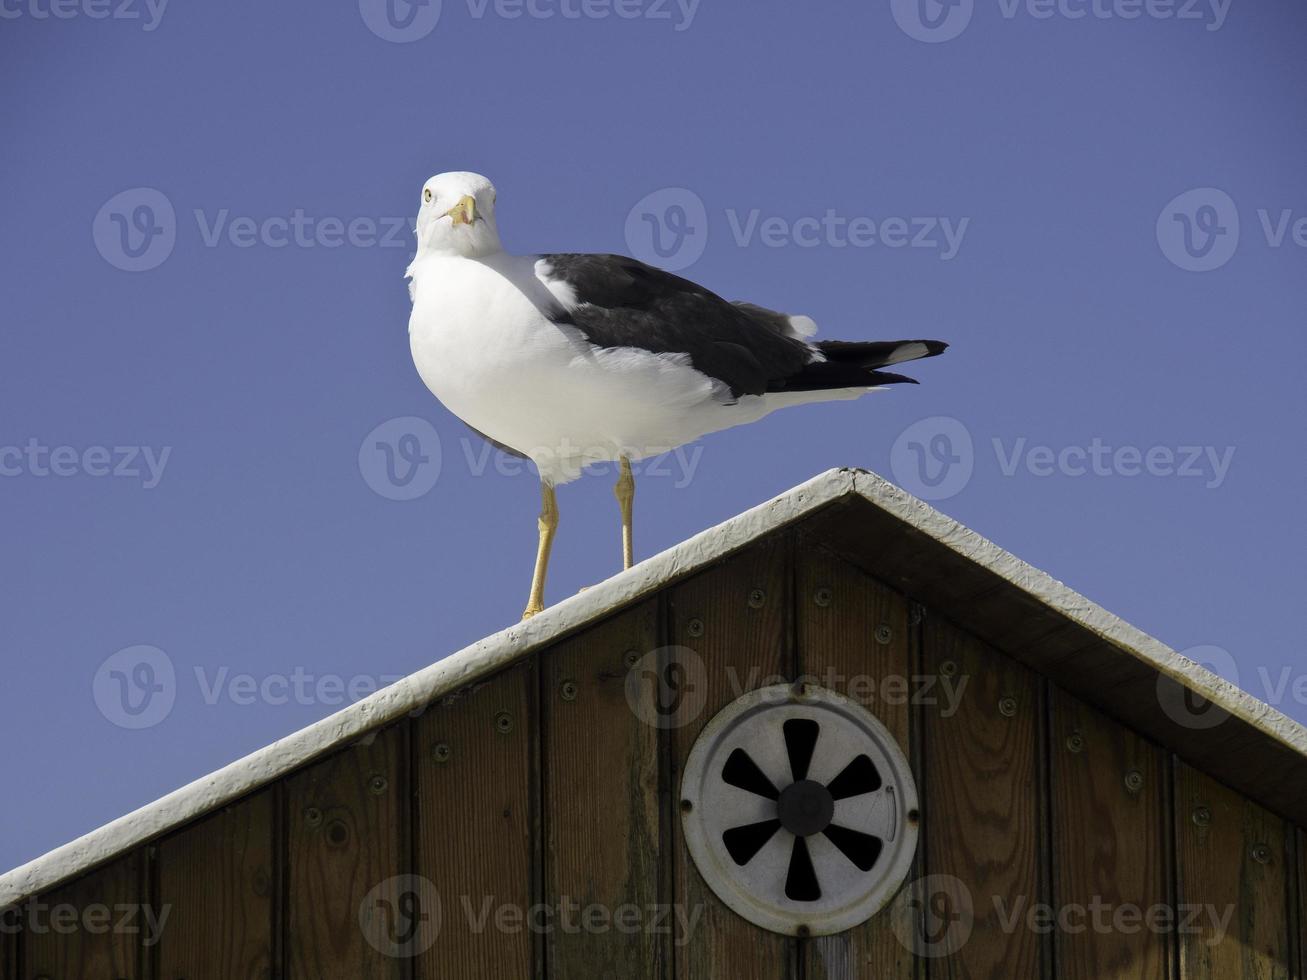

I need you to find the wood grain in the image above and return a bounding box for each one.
[2,904,16,980]
[285,724,408,980]
[542,601,667,980]
[24,854,144,980]
[795,544,914,980]
[921,614,1044,980]
[156,789,275,980]
[670,537,796,980]
[1049,690,1171,980]
[1298,826,1306,980]
[1174,761,1291,980]
[414,660,536,979]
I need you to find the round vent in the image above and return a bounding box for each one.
[680,683,918,937]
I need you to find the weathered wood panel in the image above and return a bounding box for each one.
[2,907,16,980]
[670,537,796,980]
[24,854,144,980]
[156,789,275,980]
[542,601,667,980]
[922,615,1043,979]
[415,660,536,979]
[285,724,408,979]
[1174,761,1291,980]
[1049,691,1171,980]
[1298,826,1306,980]
[795,545,914,980]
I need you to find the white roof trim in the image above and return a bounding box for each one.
[3,467,1304,907]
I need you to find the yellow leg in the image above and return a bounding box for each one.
[522,481,558,620]
[615,456,635,571]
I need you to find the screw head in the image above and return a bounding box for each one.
[796,923,811,938]
[1192,805,1212,828]
[623,649,641,668]
[432,741,451,763]
[748,588,766,609]
[368,774,388,796]
[1066,732,1085,753]
[494,711,514,734]
[940,659,958,678]
[998,696,1018,718]
[680,798,693,813]
[560,680,578,702]
[1124,769,1144,793]
[874,625,893,645]
[813,587,833,608]
[304,806,323,827]
[686,618,705,638]
[1251,843,1272,865]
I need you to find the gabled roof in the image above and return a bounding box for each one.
[3,467,1305,908]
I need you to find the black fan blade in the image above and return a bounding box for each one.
[825,754,882,800]
[722,820,782,867]
[722,748,780,800]
[823,824,884,872]
[784,835,821,902]
[783,718,820,782]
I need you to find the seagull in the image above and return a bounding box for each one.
[406,172,948,620]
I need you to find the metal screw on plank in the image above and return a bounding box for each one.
[998,696,1017,718]
[874,625,894,645]
[623,649,641,668]
[560,680,579,702]
[326,819,349,847]
[1251,844,1272,865]
[494,711,514,734]
[432,742,451,763]
[1066,732,1084,753]
[814,587,833,607]
[796,924,811,938]
[748,588,766,609]
[680,798,693,813]
[940,660,958,678]
[687,618,705,638]
[1192,806,1212,828]
[1124,769,1145,794]
[304,806,323,828]
[369,774,388,796]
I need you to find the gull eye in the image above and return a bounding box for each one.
[423,188,433,204]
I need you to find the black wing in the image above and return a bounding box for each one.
[537,254,946,399]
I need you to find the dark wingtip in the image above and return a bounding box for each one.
[868,370,920,386]
[921,340,949,357]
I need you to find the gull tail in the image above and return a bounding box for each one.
[769,339,949,393]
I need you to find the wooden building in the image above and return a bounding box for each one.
[3,468,1305,979]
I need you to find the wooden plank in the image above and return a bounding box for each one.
[795,545,914,980]
[670,537,796,980]
[285,724,408,980]
[1299,826,1306,980]
[414,660,535,979]
[1174,761,1291,980]
[542,601,667,980]
[1049,690,1171,980]
[921,614,1043,979]
[23,854,143,979]
[156,789,275,980]
[2,903,16,980]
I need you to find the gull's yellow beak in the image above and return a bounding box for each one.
[445,195,477,226]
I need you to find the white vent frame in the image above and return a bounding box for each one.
[679,683,919,937]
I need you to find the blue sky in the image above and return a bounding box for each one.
[1,0,1304,873]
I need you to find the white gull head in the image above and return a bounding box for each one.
[412,171,503,260]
